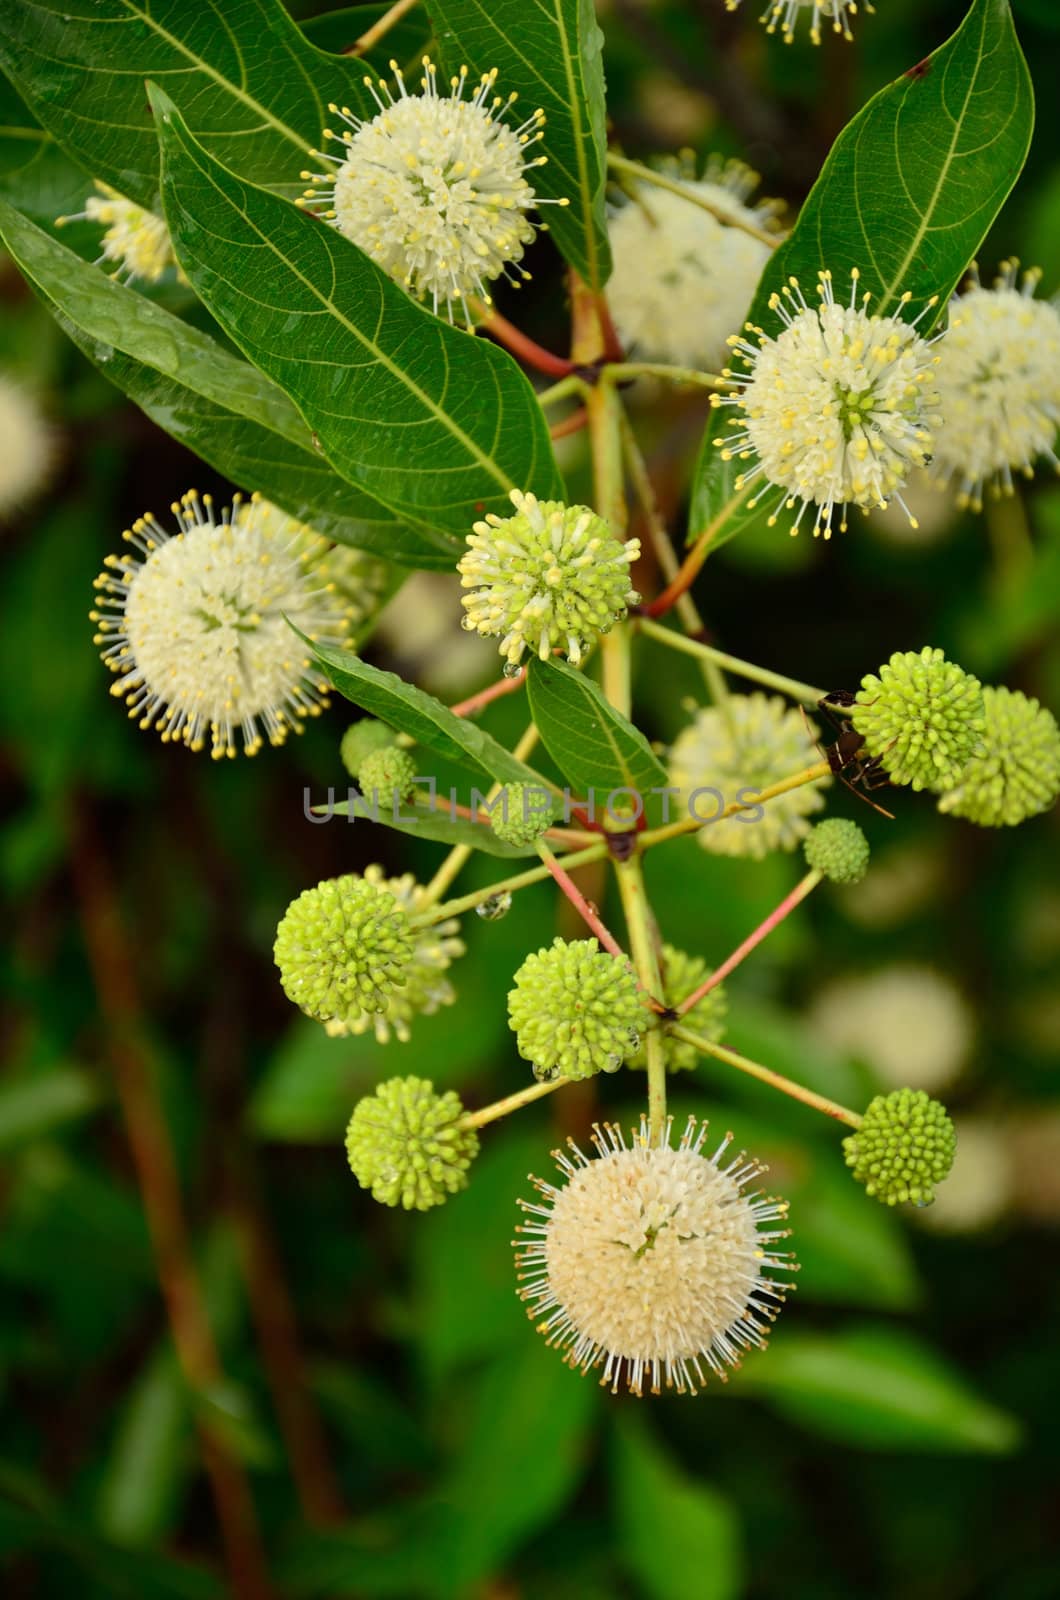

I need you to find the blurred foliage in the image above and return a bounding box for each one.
[1,1,1059,1598]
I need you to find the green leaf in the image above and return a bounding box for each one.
[432,0,611,287]
[689,0,1034,542]
[0,0,377,212]
[307,638,546,787]
[95,1349,189,1547]
[527,658,667,803]
[0,73,89,227]
[0,1067,101,1150]
[611,1414,743,1600]
[324,795,539,858]
[741,1324,1021,1453]
[151,87,563,536]
[0,198,446,567]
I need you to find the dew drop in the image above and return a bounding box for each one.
[502,661,523,679]
[476,891,513,921]
[460,616,476,631]
[626,1030,641,1052]
[912,1195,934,1210]
[532,1062,560,1083]
[602,1054,623,1074]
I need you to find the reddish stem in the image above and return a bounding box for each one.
[677,870,821,1015]
[449,671,525,717]
[479,306,575,378]
[538,842,627,959]
[639,535,712,618]
[549,406,588,440]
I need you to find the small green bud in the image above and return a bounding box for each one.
[274,873,413,1025]
[490,783,556,847]
[358,745,417,807]
[630,944,727,1073]
[345,1075,478,1210]
[340,718,396,778]
[508,937,645,1081]
[938,686,1060,828]
[804,818,870,884]
[843,1088,956,1207]
[852,647,984,792]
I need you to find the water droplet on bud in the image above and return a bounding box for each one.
[912,1195,934,1210]
[476,891,513,921]
[532,1062,560,1083]
[626,1030,641,1051]
[603,1054,623,1074]
[502,661,523,680]
[460,616,476,631]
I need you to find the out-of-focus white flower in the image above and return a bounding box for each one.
[726,0,864,46]
[0,373,52,516]
[60,182,181,284]
[915,1118,1012,1233]
[808,965,973,1092]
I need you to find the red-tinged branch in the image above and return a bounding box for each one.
[449,670,525,718]
[478,304,575,377]
[677,870,822,1014]
[550,405,588,440]
[537,839,631,963]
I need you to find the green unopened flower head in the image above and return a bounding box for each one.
[631,945,727,1073]
[804,818,870,884]
[490,783,556,847]
[359,745,416,807]
[851,647,985,792]
[274,873,414,1025]
[508,937,645,1081]
[843,1088,957,1207]
[345,1076,478,1210]
[340,718,397,778]
[938,686,1060,828]
[458,490,640,668]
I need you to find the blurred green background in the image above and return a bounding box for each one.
[2,1,1059,1596]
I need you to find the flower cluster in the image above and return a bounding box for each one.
[516,1117,796,1395]
[489,783,556,847]
[804,818,870,884]
[341,718,399,778]
[726,0,863,45]
[714,270,940,537]
[851,647,985,792]
[274,871,414,1026]
[60,182,181,284]
[937,686,1060,828]
[508,937,645,1081]
[843,1088,957,1208]
[458,490,640,668]
[358,745,417,807]
[346,1076,478,1210]
[299,60,563,322]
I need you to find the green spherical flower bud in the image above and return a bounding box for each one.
[345,1076,478,1210]
[358,745,417,807]
[843,1088,956,1207]
[274,873,413,1025]
[852,647,984,792]
[630,944,728,1073]
[804,818,871,884]
[490,783,556,847]
[458,489,640,668]
[508,937,645,1081]
[938,686,1060,828]
[340,718,396,778]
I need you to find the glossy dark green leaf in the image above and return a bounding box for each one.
[0,0,376,212]
[612,1414,743,1600]
[0,197,447,566]
[306,638,547,787]
[527,657,667,802]
[0,73,89,226]
[152,89,563,535]
[301,4,431,64]
[432,0,611,287]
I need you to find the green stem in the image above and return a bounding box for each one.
[670,1026,862,1128]
[637,618,827,706]
[459,1076,566,1131]
[603,362,728,392]
[410,840,610,927]
[606,152,782,249]
[614,854,668,1139]
[537,374,588,409]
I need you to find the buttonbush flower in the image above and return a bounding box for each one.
[809,966,972,1094]
[458,490,640,668]
[358,745,417,807]
[726,0,863,45]
[851,647,984,792]
[323,866,465,1044]
[932,263,1060,511]
[91,491,354,757]
[508,937,645,1081]
[630,945,728,1072]
[346,1076,478,1210]
[804,818,870,883]
[0,373,52,516]
[234,498,389,632]
[341,718,398,778]
[937,686,1060,828]
[607,156,776,372]
[59,182,181,284]
[274,871,414,1026]
[516,1117,796,1395]
[669,692,828,859]
[299,59,565,322]
[714,269,941,537]
[490,783,556,847]
[844,1088,957,1207]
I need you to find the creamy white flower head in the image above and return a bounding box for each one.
[0,373,52,516]
[931,262,1060,512]
[714,269,941,537]
[299,58,565,322]
[915,1118,1012,1234]
[323,865,464,1044]
[233,499,390,633]
[607,157,776,373]
[92,490,354,758]
[808,964,973,1092]
[726,0,866,45]
[59,182,180,285]
[516,1116,796,1396]
[669,692,828,859]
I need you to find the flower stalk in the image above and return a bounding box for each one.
[670,1025,862,1127]
[677,869,822,1015]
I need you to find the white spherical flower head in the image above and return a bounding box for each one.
[669,692,828,859]
[0,374,52,516]
[233,499,390,633]
[931,263,1060,511]
[458,489,640,667]
[607,158,776,373]
[324,865,464,1044]
[516,1117,796,1396]
[725,0,865,45]
[92,491,354,757]
[59,182,180,285]
[299,59,565,322]
[715,270,941,537]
